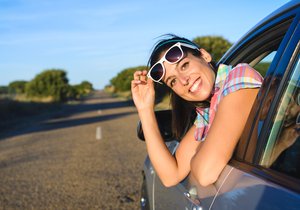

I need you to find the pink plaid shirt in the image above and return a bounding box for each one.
[194,63,263,141]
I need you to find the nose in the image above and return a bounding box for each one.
[178,75,190,86]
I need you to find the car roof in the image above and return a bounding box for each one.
[247,0,299,37]
[220,0,300,63]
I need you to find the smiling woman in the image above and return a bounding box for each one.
[131,34,263,187]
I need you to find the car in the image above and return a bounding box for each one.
[136,1,300,209]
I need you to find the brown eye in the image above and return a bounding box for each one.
[170,78,177,87]
[181,62,189,70]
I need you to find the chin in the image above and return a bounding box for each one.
[195,91,211,101]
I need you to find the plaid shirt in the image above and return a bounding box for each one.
[194,63,263,141]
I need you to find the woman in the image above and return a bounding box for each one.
[131,35,263,187]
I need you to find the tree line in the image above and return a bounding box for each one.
[1,69,93,102]
[1,36,270,103]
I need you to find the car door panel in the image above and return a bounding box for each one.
[210,167,300,210]
[154,163,236,209]
[152,140,192,210]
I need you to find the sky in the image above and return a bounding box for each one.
[0,0,290,90]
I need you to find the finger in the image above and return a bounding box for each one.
[147,76,154,88]
[131,79,141,84]
[131,80,140,91]
[133,71,142,80]
[139,70,148,82]
[140,76,146,82]
[131,78,147,90]
[142,70,148,76]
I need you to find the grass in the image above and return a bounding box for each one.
[104,88,171,110]
[0,99,60,117]
[0,92,96,135]
[0,96,63,133]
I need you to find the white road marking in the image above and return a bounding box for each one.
[96,126,102,140]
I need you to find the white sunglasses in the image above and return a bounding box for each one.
[147,42,199,83]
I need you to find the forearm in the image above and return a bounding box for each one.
[138,109,181,186]
[191,144,228,187]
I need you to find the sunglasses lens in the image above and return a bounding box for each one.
[150,63,164,81]
[165,46,183,63]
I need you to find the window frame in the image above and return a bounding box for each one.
[222,5,300,192]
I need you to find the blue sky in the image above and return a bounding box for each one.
[0,0,290,89]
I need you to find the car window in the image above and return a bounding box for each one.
[233,17,296,161]
[259,57,300,179]
[223,16,294,69]
[253,51,277,77]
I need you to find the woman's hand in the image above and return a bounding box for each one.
[131,70,155,112]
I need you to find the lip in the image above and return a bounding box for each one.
[189,77,202,93]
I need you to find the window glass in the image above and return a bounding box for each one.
[260,57,300,179]
[253,51,277,77]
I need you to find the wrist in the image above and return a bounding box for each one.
[137,107,155,120]
[137,106,154,114]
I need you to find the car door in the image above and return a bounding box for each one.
[208,4,300,210]
[152,2,300,210]
[211,39,300,210]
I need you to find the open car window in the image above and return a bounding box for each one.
[231,16,297,161]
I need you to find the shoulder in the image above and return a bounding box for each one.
[221,63,263,97]
[227,63,263,83]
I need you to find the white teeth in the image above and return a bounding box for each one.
[190,79,201,92]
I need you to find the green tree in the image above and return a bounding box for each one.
[253,62,271,77]
[25,69,69,102]
[193,36,232,61]
[0,86,9,94]
[71,81,94,99]
[110,66,147,92]
[65,85,77,100]
[8,80,27,94]
[79,81,93,93]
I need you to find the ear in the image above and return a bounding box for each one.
[199,48,212,62]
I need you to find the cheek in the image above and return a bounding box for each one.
[202,68,216,91]
[208,68,216,84]
[172,87,185,96]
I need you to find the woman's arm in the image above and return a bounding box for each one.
[191,88,259,186]
[131,70,200,187]
[140,110,200,187]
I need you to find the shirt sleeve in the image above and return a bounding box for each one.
[221,63,263,97]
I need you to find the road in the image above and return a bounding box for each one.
[0,91,147,210]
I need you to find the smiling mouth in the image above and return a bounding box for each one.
[189,78,201,93]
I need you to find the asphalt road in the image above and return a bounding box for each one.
[0,91,147,210]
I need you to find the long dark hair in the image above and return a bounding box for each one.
[148,34,217,139]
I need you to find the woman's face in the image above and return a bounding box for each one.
[161,48,216,102]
